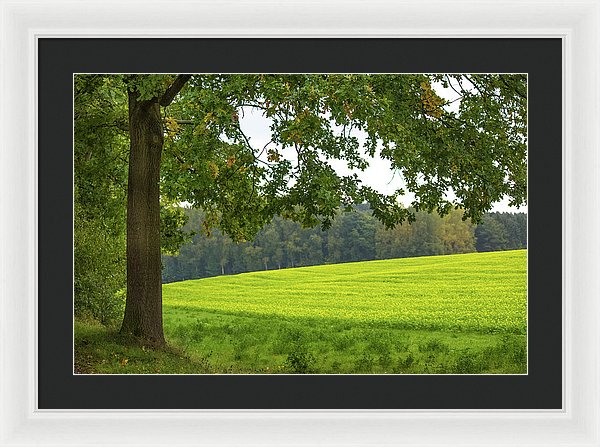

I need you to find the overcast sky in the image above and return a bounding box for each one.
[237,80,527,214]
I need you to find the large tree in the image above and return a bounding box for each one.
[75,74,527,345]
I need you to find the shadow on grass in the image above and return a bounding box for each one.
[74,319,212,374]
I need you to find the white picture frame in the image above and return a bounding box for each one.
[1,0,598,445]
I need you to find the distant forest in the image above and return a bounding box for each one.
[162,206,527,283]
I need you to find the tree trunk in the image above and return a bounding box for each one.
[120,91,165,345]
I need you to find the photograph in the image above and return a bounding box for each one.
[73,73,528,375]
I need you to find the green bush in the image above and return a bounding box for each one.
[285,343,315,373]
[418,338,449,354]
[354,352,375,373]
[394,353,415,373]
[452,350,483,374]
[74,209,126,324]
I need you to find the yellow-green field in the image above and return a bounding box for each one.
[164,250,526,334]
[75,250,527,374]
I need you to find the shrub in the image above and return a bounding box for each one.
[74,209,126,324]
[354,352,375,373]
[418,338,449,354]
[285,343,315,373]
[394,353,415,373]
[378,351,393,370]
[452,350,483,374]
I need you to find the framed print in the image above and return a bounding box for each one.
[1,1,599,446]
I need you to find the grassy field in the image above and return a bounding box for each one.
[75,250,527,374]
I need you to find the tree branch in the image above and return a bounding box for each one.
[159,74,192,107]
[445,75,463,98]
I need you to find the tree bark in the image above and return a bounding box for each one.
[120,90,165,345]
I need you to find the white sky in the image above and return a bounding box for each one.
[237,81,527,214]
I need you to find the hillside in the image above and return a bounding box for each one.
[163,250,527,334]
[76,250,527,374]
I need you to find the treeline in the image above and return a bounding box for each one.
[162,207,527,283]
